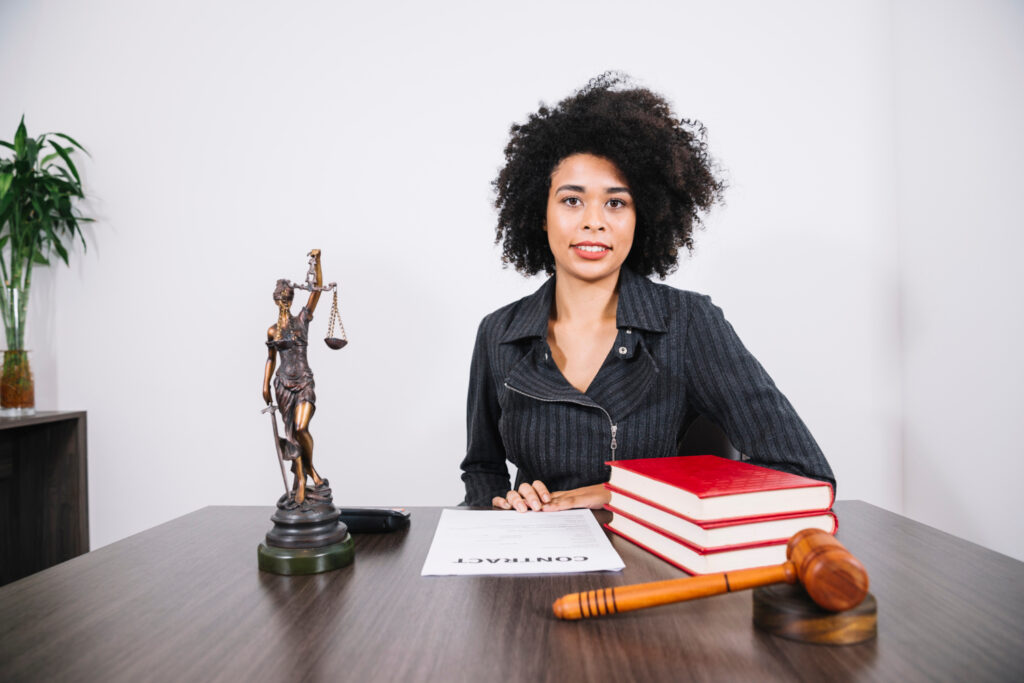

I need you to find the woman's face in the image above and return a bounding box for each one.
[545,153,635,286]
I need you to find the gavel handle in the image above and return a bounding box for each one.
[552,561,797,620]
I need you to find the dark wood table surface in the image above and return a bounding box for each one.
[1,500,1022,682]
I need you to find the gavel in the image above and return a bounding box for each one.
[552,528,868,620]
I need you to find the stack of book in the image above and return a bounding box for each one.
[604,455,836,575]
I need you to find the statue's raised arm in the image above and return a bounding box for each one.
[305,249,323,313]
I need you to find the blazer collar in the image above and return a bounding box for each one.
[498,267,668,344]
[615,267,669,334]
[498,276,554,343]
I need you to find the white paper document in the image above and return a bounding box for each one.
[420,509,625,576]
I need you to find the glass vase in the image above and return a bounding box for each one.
[1,288,34,415]
[1,349,35,415]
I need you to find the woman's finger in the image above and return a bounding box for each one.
[541,484,611,511]
[506,489,528,512]
[541,496,574,512]
[492,496,512,510]
[518,482,543,511]
[531,480,552,504]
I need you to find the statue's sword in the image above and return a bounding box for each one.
[261,403,290,496]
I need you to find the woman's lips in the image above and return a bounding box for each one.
[571,242,611,260]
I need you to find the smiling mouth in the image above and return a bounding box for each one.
[572,243,611,252]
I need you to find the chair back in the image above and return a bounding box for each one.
[678,415,742,460]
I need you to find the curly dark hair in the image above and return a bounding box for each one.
[493,73,725,278]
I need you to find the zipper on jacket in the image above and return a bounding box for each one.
[504,382,619,460]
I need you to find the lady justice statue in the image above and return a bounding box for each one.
[258,249,353,575]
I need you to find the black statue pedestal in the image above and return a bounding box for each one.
[257,481,354,575]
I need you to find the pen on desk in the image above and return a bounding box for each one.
[552,528,868,619]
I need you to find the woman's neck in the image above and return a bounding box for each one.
[551,270,619,325]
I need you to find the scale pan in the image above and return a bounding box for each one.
[325,338,348,350]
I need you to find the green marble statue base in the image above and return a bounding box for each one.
[257,535,355,575]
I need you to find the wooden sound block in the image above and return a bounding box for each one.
[752,584,877,645]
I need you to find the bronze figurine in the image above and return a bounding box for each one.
[262,248,343,507]
[258,249,353,574]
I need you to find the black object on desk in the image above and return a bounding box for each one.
[1,501,1022,681]
[338,506,411,533]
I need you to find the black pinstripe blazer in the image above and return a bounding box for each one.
[460,268,835,506]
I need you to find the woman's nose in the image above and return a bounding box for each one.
[582,206,606,231]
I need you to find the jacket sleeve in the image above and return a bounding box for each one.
[683,295,836,491]
[460,318,512,506]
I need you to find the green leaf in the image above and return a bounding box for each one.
[51,238,69,265]
[50,132,89,156]
[50,166,77,188]
[0,172,11,201]
[43,214,72,265]
[14,116,26,156]
[0,235,8,249]
[30,196,49,227]
[48,140,80,184]
[41,175,68,195]
[0,141,15,152]
[48,185,70,224]
[32,252,50,265]
[25,137,40,167]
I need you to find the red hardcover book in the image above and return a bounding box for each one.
[606,510,790,575]
[605,455,834,522]
[605,487,837,551]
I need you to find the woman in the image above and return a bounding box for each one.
[460,74,835,512]
[263,249,326,506]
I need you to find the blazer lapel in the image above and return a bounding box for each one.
[503,340,603,409]
[585,335,660,421]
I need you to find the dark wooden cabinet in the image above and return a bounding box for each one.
[0,411,88,586]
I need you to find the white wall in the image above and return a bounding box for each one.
[3,0,1001,558]
[894,0,1024,561]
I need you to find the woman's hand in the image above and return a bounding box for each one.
[492,482,610,512]
[492,481,552,512]
[541,484,611,511]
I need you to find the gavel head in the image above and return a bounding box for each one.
[786,528,869,612]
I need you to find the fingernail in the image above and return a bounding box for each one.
[542,494,551,503]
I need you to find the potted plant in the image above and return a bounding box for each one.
[0,117,91,414]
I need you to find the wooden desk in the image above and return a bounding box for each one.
[0,501,1021,681]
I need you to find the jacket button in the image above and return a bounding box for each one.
[618,346,628,355]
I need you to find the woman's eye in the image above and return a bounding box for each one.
[607,198,627,209]
[562,196,582,207]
